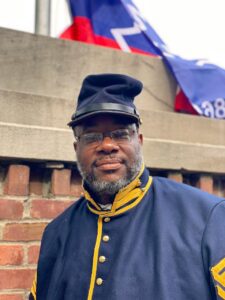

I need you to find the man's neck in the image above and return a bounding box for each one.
[96,193,115,205]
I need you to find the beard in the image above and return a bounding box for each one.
[76,146,143,196]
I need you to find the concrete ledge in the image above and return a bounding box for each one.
[0,90,72,128]
[143,139,225,173]
[141,110,225,146]
[0,122,73,162]
[2,90,225,147]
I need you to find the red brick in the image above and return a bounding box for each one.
[51,169,71,196]
[29,168,43,195]
[197,175,213,194]
[0,199,23,220]
[31,199,73,219]
[3,223,47,242]
[70,171,83,197]
[28,245,40,264]
[0,269,35,289]
[30,179,43,195]
[4,165,30,196]
[213,178,225,197]
[167,172,183,183]
[0,295,24,300]
[0,245,24,265]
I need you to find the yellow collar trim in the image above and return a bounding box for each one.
[83,190,101,211]
[84,164,146,213]
[113,164,144,202]
[87,175,152,217]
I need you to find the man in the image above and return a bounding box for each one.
[30,73,225,299]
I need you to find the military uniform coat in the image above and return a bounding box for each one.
[30,168,225,299]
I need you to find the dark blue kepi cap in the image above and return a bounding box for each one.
[68,73,143,127]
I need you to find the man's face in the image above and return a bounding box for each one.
[73,114,143,195]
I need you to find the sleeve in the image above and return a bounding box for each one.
[202,200,225,299]
[28,225,60,299]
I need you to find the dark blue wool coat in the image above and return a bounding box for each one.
[30,168,225,300]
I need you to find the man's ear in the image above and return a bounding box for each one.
[138,133,143,145]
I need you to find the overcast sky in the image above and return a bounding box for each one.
[0,0,225,68]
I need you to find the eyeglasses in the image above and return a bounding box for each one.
[75,127,136,147]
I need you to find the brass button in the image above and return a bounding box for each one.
[104,217,111,223]
[103,235,110,242]
[96,278,103,285]
[99,256,106,263]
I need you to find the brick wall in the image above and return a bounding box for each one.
[0,163,83,299]
[0,162,224,299]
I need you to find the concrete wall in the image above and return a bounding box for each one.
[0,27,225,174]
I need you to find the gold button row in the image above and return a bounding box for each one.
[99,256,106,263]
[96,219,111,287]
[102,235,109,242]
[104,217,111,223]
[96,278,103,285]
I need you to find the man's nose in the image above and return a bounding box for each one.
[96,136,119,153]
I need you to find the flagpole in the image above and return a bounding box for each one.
[35,0,51,35]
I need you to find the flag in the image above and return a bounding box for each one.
[61,0,225,119]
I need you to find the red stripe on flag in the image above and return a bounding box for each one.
[175,89,198,115]
[60,17,157,57]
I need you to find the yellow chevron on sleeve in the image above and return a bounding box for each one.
[211,257,225,299]
[211,257,225,288]
[216,285,225,299]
